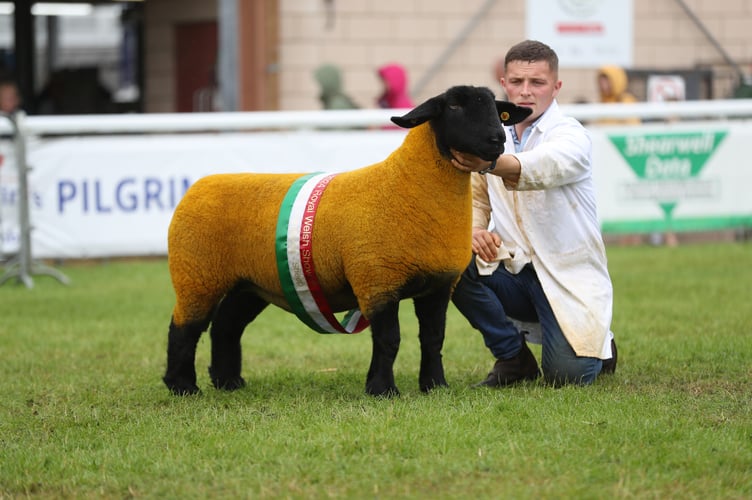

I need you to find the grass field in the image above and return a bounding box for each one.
[1,242,751,498]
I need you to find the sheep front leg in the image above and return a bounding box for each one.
[365,301,401,397]
[414,289,450,392]
[163,319,207,395]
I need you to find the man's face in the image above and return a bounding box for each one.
[598,74,612,96]
[0,85,20,113]
[501,59,561,126]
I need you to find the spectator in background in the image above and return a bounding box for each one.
[36,68,115,115]
[376,63,413,109]
[0,76,21,114]
[313,64,359,110]
[734,78,752,98]
[596,65,640,125]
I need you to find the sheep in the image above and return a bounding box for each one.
[163,85,531,397]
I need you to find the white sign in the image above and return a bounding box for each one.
[591,122,752,234]
[0,140,20,255]
[2,122,752,260]
[647,75,686,102]
[525,0,633,68]
[13,130,407,259]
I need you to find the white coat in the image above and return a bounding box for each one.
[472,100,614,358]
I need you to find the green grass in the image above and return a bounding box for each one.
[1,243,751,499]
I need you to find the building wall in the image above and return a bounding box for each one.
[142,0,752,113]
[143,0,217,113]
[278,0,752,111]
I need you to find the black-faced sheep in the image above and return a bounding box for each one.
[163,85,530,397]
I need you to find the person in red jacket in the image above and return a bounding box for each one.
[376,63,414,109]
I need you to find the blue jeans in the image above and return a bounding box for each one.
[451,256,602,385]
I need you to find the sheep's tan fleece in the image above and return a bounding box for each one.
[168,122,472,327]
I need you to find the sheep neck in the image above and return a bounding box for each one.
[393,122,471,198]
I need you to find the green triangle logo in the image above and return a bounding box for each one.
[609,132,726,179]
[608,131,727,220]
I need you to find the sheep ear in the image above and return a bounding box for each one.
[390,95,445,128]
[496,101,533,125]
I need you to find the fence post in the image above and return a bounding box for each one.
[0,111,69,288]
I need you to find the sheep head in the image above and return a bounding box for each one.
[390,85,531,161]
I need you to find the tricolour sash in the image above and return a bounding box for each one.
[275,172,369,334]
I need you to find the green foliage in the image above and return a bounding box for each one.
[1,244,750,498]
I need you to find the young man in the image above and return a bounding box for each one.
[450,40,616,387]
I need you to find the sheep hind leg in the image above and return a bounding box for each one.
[208,284,268,391]
[365,301,401,397]
[414,289,450,393]
[164,317,210,395]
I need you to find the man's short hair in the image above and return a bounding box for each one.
[505,40,559,75]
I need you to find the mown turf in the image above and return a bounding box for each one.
[0,243,750,498]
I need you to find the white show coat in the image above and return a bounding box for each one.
[472,100,614,358]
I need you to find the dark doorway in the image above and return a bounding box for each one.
[174,21,218,112]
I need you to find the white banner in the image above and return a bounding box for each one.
[590,122,752,233]
[9,130,407,259]
[0,139,20,255]
[2,121,752,260]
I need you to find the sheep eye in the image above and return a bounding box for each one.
[448,103,461,110]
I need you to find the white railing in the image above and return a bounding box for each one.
[0,108,406,135]
[1,99,752,136]
[560,99,752,122]
[2,99,752,288]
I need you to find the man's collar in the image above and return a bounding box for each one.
[509,100,558,138]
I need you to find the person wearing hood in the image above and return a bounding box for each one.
[313,64,359,110]
[376,63,414,109]
[596,65,640,125]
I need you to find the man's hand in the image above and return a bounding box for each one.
[450,149,521,186]
[450,149,494,173]
[472,227,502,262]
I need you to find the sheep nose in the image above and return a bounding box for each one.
[493,130,505,145]
[492,131,506,153]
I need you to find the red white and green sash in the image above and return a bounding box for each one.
[275,172,369,334]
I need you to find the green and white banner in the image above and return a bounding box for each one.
[591,122,752,234]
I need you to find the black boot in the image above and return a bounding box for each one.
[600,339,618,375]
[475,339,541,387]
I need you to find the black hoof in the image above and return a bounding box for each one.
[365,384,400,398]
[212,377,246,391]
[208,366,246,391]
[420,379,449,393]
[164,377,200,396]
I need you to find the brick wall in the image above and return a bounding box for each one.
[278,0,752,110]
[141,0,752,112]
